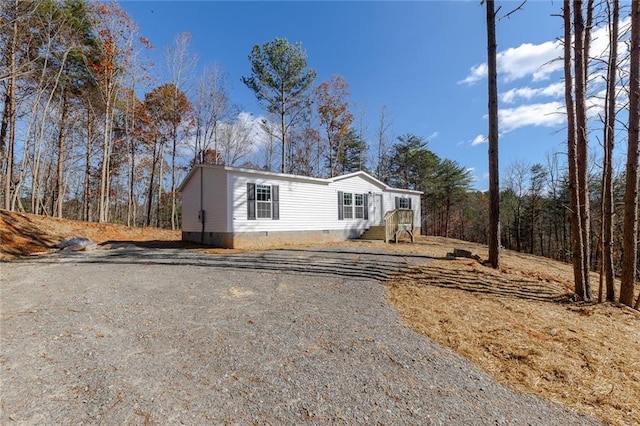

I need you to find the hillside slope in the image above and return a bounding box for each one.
[383,237,639,426]
[0,209,180,259]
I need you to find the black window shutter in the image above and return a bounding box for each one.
[408,198,412,209]
[395,196,400,209]
[363,194,369,220]
[338,191,344,220]
[247,183,256,220]
[272,185,279,220]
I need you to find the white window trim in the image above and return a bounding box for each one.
[256,184,272,219]
[342,192,368,220]
[398,197,410,209]
[355,193,365,219]
[343,192,353,219]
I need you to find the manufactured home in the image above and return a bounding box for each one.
[178,165,422,249]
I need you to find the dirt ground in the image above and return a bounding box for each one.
[0,210,180,260]
[1,210,639,424]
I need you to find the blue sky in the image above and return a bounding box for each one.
[119,1,630,190]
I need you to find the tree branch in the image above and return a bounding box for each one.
[498,0,526,21]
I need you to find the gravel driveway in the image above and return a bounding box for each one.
[1,244,600,425]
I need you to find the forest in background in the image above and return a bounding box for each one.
[0,1,638,306]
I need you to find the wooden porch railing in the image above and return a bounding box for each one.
[383,209,415,243]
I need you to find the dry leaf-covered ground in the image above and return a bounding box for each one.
[1,210,638,424]
[0,209,180,259]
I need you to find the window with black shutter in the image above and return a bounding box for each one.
[395,196,411,209]
[339,191,369,220]
[247,183,256,220]
[248,183,279,220]
[363,194,369,220]
[271,185,279,220]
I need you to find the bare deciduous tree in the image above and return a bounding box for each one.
[91,2,139,223]
[600,0,619,302]
[375,106,393,183]
[621,0,639,307]
[315,75,353,177]
[218,114,255,166]
[165,32,197,230]
[193,64,235,165]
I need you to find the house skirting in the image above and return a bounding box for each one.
[182,228,366,249]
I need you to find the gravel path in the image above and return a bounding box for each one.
[1,245,600,424]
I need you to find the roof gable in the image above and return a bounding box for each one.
[179,165,422,194]
[330,170,389,190]
[330,170,423,195]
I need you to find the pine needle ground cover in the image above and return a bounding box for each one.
[382,236,639,426]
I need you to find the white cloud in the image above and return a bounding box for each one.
[235,111,275,152]
[471,134,487,146]
[590,16,632,61]
[460,40,562,85]
[500,41,563,82]
[499,102,566,133]
[427,131,440,140]
[462,17,632,87]
[459,63,487,85]
[500,82,564,104]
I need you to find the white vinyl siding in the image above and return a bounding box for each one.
[180,167,228,233]
[180,166,421,235]
[231,173,334,233]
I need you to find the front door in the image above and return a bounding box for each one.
[374,193,384,225]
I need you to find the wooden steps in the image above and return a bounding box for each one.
[360,226,385,240]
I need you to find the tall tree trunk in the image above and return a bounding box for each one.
[486,0,500,269]
[564,1,588,299]
[55,88,69,218]
[99,97,112,223]
[3,1,17,210]
[128,135,136,227]
[171,124,177,230]
[84,110,93,222]
[0,89,10,202]
[281,89,287,173]
[529,205,535,255]
[157,147,164,228]
[31,116,44,216]
[146,138,158,227]
[602,0,619,302]
[106,162,114,223]
[574,0,593,300]
[444,197,451,238]
[620,0,640,307]
[515,206,522,252]
[328,133,335,178]
[574,0,592,300]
